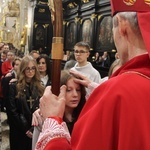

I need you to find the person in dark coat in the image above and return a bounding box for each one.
[7,55,44,150]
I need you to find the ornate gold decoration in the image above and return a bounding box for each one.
[68,3,75,8]
[43,24,49,28]
[66,22,70,26]
[34,22,38,28]
[20,27,27,46]
[123,0,136,6]
[0,36,2,42]
[145,0,150,5]
[38,1,48,5]
[38,8,46,13]
[67,2,77,8]
[48,0,55,23]
[63,21,67,25]
[91,13,97,20]
[48,0,55,12]
[80,19,83,24]
[98,15,102,21]
[75,17,80,23]
[112,49,117,52]
[5,0,20,17]
[82,0,90,3]
[0,15,5,27]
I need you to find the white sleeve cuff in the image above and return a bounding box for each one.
[35,118,71,150]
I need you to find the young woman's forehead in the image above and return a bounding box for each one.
[67,78,80,87]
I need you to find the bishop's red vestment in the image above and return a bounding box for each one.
[38,54,150,150]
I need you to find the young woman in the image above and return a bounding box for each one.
[7,55,45,150]
[36,54,51,87]
[32,70,86,149]
[61,70,86,133]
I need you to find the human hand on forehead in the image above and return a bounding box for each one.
[70,69,92,88]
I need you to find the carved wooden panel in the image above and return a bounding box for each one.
[65,20,78,50]
[80,0,96,11]
[81,19,92,45]
[32,4,53,55]
[96,0,110,6]
[95,15,115,51]
[33,23,47,48]
[79,14,96,50]
[63,1,79,17]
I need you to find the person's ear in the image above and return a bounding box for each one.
[117,15,128,37]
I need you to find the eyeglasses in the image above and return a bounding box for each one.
[25,66,36,72]
[74,50,88,54]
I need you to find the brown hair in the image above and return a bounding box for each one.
[61,70,86,121]
[74,41,90,51]
[12,57,22,67]
[16,55,44,98]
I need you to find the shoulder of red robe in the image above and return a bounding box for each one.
[110,0,150,16]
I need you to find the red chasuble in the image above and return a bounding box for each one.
[45,54,150,150]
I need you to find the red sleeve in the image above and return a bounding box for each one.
[44,138,71,150]
[2,61,12,75]
[2,62,8,75]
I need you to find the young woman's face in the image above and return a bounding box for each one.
[37,58,47,73]
[13,60,21,71]
[7,52,15,61]
[65,77,81,109]
[25,61,36,81]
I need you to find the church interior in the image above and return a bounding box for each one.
[0,0,117,76]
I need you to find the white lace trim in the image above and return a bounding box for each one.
[35,118,71,150]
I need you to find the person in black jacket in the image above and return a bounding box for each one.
[7,55,44,150]
[1,57,21,123]
[99,51,111,68]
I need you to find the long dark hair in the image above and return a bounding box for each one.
[60,70,86,122]
[36,54,51,81]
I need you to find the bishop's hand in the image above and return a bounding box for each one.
[70,69,92,88]
[39,86,66,119]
